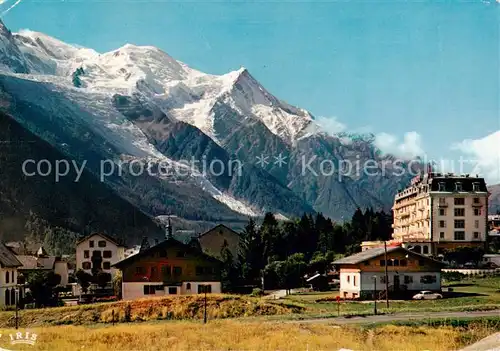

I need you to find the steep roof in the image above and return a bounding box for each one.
[199,224,240,238]
[16,255,57,270]
[76,233,124,247]
[333,246,445,266]
[112,237,221,268]
[0,243,22,268]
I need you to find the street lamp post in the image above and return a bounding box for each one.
[372,276,377,315]
[15,286,19,330]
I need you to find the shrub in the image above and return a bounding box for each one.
[250,288,264,297]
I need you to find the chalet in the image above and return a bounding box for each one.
[0,243,22,307]
[333,246,445,299]
[76,233,126,277]
[198,224,241,262]
[112,237,222,300]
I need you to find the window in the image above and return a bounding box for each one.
[440,232,445,239]
[454,208,465,217]
[82,262,91,270]
[438,182,446,191]
[103,250,112,258]
[418,259,424,266]
[136,266,146,275]
[186,283,191,290]
[159,250,167,258]
[11,271,14,283]
[400,259,407,267]
[103,262,111,270]
[173,266,182,276]
[5,289,9,306]
[473,183,480,192]
[404,275,413,284]
[379,260,386,267]
[475,220,479,229]
[455,182,463,192]
[473,197,480,204]
[196,266,203,276]
[353,276,356,286]
[387,260,393,266]
[423,246,429,254]
[98,240,106,248]
[168,287,177,295]
[176,251,185,258]
[420,275,437,284]
[454,231,465,240]
[89,240,94,248]
[5,271,9,284]
[454,198,465,205]
[439,208,446,216]
[143,285,155,295]
[92,250,102,257]
[151,266,158,277]
[161,265,171,277]
[84,250,89,258]
[393,259,399,266]
[474,208,481,216]
[198,285,212,294]
[439,221,446,228]
[454,220,465,228]
[473,232,480,239]
[347,275,350,283]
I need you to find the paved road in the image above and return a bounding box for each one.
[460,332,500,351]
[283,309,500,325]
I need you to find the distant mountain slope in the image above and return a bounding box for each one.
[489,184,500,214]
[0,111,164,244]
[0,19,416,227]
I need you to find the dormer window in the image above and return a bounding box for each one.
[438,182,446,191]
[473,182,480,192]
[455,182,462,192]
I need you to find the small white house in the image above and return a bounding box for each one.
[0,243,22,307]
[333,246,445,299]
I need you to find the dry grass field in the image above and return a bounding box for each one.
[0,319,496,351]
[0,295,302,328]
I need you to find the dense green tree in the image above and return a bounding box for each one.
[26,271,61,307]
[75,269,93,294]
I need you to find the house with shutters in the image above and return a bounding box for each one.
[75,233,126,277]
[333,246,445,299]
[112,235,221,300]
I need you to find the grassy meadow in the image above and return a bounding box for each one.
[0,295,302,328]
[278,275,500,318]
[1,318,498,351]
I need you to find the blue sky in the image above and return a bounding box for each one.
[2,0,500,182]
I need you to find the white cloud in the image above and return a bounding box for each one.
[451,131,500,184]
[314,116,347,135]
[375,131,424,158]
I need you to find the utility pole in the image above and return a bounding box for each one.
[384,241,389,308]
[203,285,207,324]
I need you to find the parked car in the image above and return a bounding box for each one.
[412,291,443,300]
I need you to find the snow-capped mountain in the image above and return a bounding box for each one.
[0,19,414,236]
